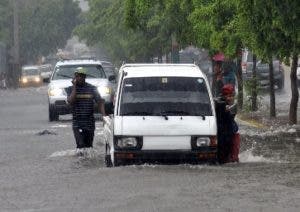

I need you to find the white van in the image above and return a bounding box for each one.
[103,64,217,166]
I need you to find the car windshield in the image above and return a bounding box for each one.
[22,68,39,76]
[119,77,212,116]
[52,65,105,80]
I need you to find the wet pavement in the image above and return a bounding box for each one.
[0,86,299,212]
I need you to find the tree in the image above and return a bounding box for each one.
[237,0,299,120]
[19,0,81,64]
[190,0,244,108]
[75,0,157,64]
[124,0,195,62]
[271,0,299,125]
[0,0,11,43]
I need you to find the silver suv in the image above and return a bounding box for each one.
[47,59,115,121]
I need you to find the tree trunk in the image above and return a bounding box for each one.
[251,54,257,111]
[236,55,243,110]
[289,53,299,125]
[171,34,179,63]
[157,47,163,63]
[268,58,276,117]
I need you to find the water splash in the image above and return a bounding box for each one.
[49,148,99,158]
[239,147,273,163]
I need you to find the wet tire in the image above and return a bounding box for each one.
[105,155,113,167]
[105,144,113,167]
[49,105,59,122]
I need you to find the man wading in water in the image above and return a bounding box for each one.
[67,67,106,153]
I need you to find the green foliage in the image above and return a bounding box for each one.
[237,0,299,61]
[75,0,155,64]
[190,0,242,58]
[243,77,262,112]
[123,0,195,60]
[19,0,81,63]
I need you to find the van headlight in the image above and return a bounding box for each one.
[196,137,210,147]
[97,86,111,95]
[114,136,143,150]
[48,88,63,96]
[191,136,217,149]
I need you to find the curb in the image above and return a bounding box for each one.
[236,115,267,129]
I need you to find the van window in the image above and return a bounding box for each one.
[119,77,212,116]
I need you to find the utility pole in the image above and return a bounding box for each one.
[12,0,20,88]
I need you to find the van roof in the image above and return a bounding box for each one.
[120,63,206,78]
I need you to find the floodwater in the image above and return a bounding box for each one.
[0,85,299,211]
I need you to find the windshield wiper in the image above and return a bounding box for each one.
[159,112,169,120]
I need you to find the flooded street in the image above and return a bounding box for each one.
[0,86,299,212]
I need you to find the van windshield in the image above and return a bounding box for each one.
[119,77,212,116]
[52,65,106,80]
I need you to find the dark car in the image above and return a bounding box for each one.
[242,49,284,89]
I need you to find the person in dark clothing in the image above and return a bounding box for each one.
[66,67,106,149]
[215,84,238,163]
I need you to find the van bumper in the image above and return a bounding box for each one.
[113,148,217,165]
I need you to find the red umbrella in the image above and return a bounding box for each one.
[212,52,225,61]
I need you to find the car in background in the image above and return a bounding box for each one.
[39,64,53,82]
[19,65,43,87]
[100,61,117,78]
[242,49,284,89]
[47,59,116,121]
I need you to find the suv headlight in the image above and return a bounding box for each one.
[114,136,143,150]
[97,86,111,95]
[48,88,63,96]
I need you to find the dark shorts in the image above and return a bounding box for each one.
[73,127,95,149]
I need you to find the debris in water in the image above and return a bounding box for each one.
[36,129,57,136]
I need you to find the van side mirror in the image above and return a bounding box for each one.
[108,75,116,81]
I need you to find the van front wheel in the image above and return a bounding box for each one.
[105,144,113,167]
